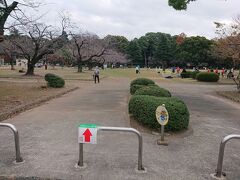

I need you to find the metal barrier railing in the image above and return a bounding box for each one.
[78,126,144,171]
[214,134,240,178]
[0,123,23,163]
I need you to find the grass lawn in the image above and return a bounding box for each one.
[101,68,235,85]
[0,66,236,85]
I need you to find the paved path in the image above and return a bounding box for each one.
[0,78,240,180]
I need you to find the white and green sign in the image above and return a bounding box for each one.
[78,124,98,144]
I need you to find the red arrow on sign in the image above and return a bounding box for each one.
[83,128,92,142]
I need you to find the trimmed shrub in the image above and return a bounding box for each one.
[130,78,155,86]
[135,86,171,97]
[130,84,158,95]
[196,72,219,82]
[180,71,191,78]
[44,73,65,88]
[190,71,200,79]
[129,95,189,131]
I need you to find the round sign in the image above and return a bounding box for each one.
[155,105,169,126]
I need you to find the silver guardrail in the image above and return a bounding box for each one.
[0,123,23,163]
[78,126,144,171]
[213,134,240,178]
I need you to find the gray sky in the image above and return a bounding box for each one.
[22,0,240,40]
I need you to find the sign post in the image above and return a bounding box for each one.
[78,124,98,167]
[155,104,169,146]
[78,124,98,144]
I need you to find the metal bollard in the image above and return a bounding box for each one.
[214,134,240,178]
[78,126,144,171]
[0,123,23,163]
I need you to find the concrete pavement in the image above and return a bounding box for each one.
[0,78,240,180]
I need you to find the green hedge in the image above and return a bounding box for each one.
[45,73,65,88]
[191,71,200,79]
[129,95,189,131]
[135,86,171,97]
[130,84,158,95]
[130,78,155,86]
[180,71,192,78]
[196,72,219,82]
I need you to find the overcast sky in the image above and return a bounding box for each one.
[20,0,240,40]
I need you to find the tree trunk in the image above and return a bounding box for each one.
[144,51,147,68]
[10,63,14,70]
[10,59,14,70]
[10,54,16,70]
[78,64,82,72]
[0,1,18,42]
[0,30,4,42]
[25,63,34,75]
[77,59,82,72]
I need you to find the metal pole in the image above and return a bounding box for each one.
[215,134,240,178]
[161,125,164,141]
[98,126,144,171]
[78,143,83,167]
[0,123,23,162]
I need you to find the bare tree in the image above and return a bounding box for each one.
[68,32,107,72]
[0,1,18,41]
[1,35,17,70]
[102,49,128,65]
[10,22,67,75]
[0,0,42,42]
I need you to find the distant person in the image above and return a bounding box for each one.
[93,66,100,83]
[176,67,180,74]
[214,68,218,74]
[135,66,140,74]
[221,68,225,77]
[227,69,234,79]
[138,65,140,73]
[182,68,186,73]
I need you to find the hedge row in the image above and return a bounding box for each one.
[130,78,155,86]
[181,71,200,79]
[129,95,189,131]
[196,72,219,82]
[45,73,65,88]
[135,86,171,97]
[180,71,192,78]
[129,78,189,132]
[191,71,200,79]
[180,71,219,82]
[130,78,171,97]
[130,84,157,95]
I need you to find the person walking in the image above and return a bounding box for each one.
[135,65,140,74]
[135,66,139,74]
[93,66,100,83]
